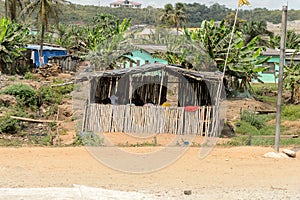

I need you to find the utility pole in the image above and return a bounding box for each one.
[275,5,288,152]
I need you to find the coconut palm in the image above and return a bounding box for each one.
[20,0,71,65]
[4,0,28,22]
[160,3,186,35]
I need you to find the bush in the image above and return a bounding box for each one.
[1,84,36,106]
[0,115,20,134]
[36,86,62,106]
[240,110,265,130]
[73,132,104,146]
[282,105,300,121]
[24,72,35,80]
[52,78,74,95]
[235,121,259,135]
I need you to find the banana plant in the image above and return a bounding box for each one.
[283,51,300,104]
[0,18,29,74]
[185,19,270,96]
[86,18,132,70]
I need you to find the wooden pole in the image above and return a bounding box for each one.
[275,5,288,153]
[158,67,165,104]
[129,74,133,105]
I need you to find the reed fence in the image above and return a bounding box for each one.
[84,104,218,136]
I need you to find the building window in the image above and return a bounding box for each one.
[262,62,275,74]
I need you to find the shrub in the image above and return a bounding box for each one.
[1,84,36,106]
[0,115,20,134]
[235,121,259,135]
[36,86,62,106]
[282,105,300,121]
[24,72,35,80]
[240,110,265,130]
[52,78,74,95]
[73,132,104,146]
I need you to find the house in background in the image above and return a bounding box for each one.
[255,48,300,83]
[110,0,141,8]
[123,45,168,68]
[26,44,67,67]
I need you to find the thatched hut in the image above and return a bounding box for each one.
[81,63,223,136]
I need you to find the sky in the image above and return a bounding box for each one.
[68,0,299,10]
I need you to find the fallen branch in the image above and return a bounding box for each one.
[0,114,62,124]
[51,82,74,87]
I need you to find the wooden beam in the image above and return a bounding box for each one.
[0,114,62,124]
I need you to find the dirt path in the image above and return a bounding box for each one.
[0,146,299,199]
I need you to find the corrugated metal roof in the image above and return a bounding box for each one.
[135,45,167,54]
[26,45,67,51]
[83,63,222,82]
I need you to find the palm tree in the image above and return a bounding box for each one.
[160,3,186,35]
[160,4,174,27]
[20,0,70,66]
[174,3,186,34]
[4,0,27,22]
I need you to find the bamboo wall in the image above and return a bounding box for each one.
[49,56,78,72]
[84,104,218,136]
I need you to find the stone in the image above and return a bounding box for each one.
[263,152,289,158]
[183,190,192,195]
[282,149,296,158]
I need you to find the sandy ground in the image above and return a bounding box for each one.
[0,146,299,199]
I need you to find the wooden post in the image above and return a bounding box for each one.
[158,67,165,104]
[275,5,288,153]
[108,77,113,97]
[56,107,60,146]
[82,99,89,133]
[129,74,133,105]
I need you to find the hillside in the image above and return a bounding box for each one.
[1,1,300,27]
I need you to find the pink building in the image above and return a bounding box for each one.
[110,0,141,8]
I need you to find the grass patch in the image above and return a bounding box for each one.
[282,104,300,121]
[256,95,277,103]
[251,136,300,146]
[220,135,300,147]
[252,83,278,94]
[235,121,259,135]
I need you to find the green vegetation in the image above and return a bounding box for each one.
[0,18,30,74]
[282,105,300,121]
[2,83,37,106]
[222,135,300,146]
[24,72,35,80]
[230,102,299,146]
[73,132,104,146]
[0,78,74,145]
[0,0,299,147]
[0,113,20,134]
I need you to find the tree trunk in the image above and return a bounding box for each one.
[5,0,8,19]
[39,24,45,67]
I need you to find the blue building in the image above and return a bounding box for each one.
[26,44,67,67]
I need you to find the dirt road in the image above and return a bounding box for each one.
[0,146,299,199]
